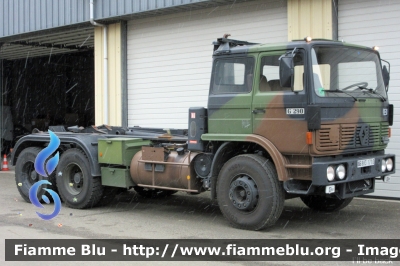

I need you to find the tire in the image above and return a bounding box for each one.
[56,148,103,209]
[15,147,57,203]
[216,154,285,230]
[134,186,178,198]
[300,195,353,212]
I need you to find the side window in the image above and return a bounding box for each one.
[212,57,254,94]
[259,52,304,92]
[262,65,279,80]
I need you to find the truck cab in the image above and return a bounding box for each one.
[196,37,394,228]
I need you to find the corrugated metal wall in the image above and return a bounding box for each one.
[94,0,207,19]
[0,0,237,39]
[0,0,90,38]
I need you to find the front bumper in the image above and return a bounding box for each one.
[311,152,395,198]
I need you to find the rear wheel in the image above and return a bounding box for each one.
[216,154,284,230]
[15,147,56,203]
[56,148,103,209]
[300,195,353,212]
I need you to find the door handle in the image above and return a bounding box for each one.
[252,109,266,114]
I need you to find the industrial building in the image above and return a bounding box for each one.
[0,0,398,198]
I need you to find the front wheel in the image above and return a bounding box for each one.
[300,195,353,212]
[216,154,284,230]
[56,148,103,209]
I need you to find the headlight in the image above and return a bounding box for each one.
[336,164,346,180]
[381,159,387,172]
[386,158,393,172]
[327,166,335,181]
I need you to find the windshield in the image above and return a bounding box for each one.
[311,46,387,100]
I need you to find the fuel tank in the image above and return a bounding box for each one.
[130,147,203,192]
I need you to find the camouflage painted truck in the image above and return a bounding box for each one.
[12,37,395,230]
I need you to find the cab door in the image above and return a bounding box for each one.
[252,50,309,154]
[207,56,255,135]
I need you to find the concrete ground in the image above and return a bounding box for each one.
[0,168,399,266]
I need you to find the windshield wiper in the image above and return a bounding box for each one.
[356,86,386,102]
[322,89,358,102]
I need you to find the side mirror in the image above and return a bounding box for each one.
[279,55,294,88]
[382,65,390,89]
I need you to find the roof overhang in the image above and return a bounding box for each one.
[0,25,94,60]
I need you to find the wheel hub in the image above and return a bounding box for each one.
[229,176,258,211]
[73,173,82,184]
[30,170,38,181]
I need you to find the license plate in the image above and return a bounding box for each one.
[357,158,375,168]
[286,108,305,115]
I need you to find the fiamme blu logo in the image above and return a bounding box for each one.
[29,130,62,220]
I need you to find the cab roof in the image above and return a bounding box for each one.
[212,37,374,56]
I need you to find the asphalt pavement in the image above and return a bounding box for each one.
[0,169,399,266]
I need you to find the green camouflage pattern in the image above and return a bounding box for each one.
[203,39,391,181]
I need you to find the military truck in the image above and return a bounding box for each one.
[11,36,395,230]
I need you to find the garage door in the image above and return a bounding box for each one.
[127,0,287,129]
[339,0,400,198]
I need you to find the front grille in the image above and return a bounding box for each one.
[316,122,389,151]
[340,125,357,149]
[316,125,339,151]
